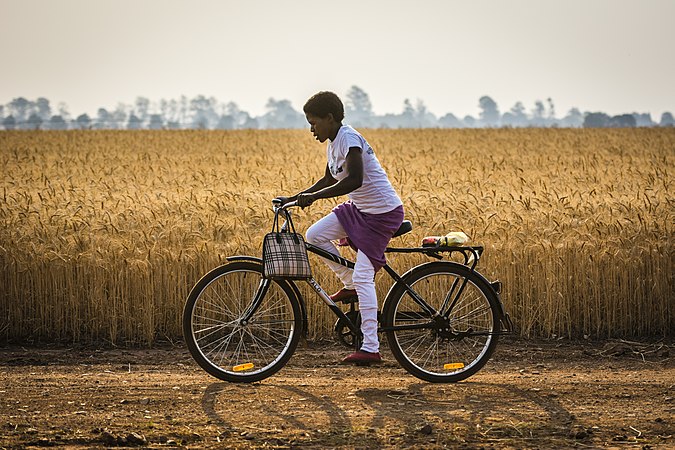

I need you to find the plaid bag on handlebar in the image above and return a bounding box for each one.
[262,209,312,279]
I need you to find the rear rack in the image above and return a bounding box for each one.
[385,245,484,267]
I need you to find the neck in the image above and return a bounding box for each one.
[329,123,342,141]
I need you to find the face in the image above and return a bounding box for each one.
[306,113,335,143]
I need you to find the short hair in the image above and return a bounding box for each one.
[303,91,344,122]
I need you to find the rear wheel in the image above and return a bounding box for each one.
[382,262,500,382]
[183,261,302,382]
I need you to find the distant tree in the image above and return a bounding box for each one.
[95,108,112,129]
[632,113,654,127]
[376,99,424,128]
[561,108,584,128]
[48,115,67,130]
[179,95,190,125]
[148,114,164,130]
[161,99,181,127]
[222,102,249,129]
[660,112,674,127]
[111,104,128,129]
[242,115,259,129]
[35,97,51,121]
[26,113,43,130]
[500,112,515,127]
[134,97,151,122]
[501,102,527,127]
[262,98,303,128]
[609,114,636,128]
[345,85,374,127]
[76,114,91,129]
[546,97,556,120]
[190,95,218,129]
[438,112,462,128]
[413,100,436,127]
[478,96,500,127]
[531,100,546,126]
[216,114,235,130]
[127,114,142,130]
[57,102,71,122]
[3,115,16,130]
[463,115,476,128]
[583,112,610,128]
[402,99,415,119]
[513,102,528,125]
[8,97,30,123]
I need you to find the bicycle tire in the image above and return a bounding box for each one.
[382,261,500,383]
[182,261,302,383]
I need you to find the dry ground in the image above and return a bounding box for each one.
[1,338,673,449]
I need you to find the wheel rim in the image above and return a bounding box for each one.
[392,271,495,378]
[190,269,296,377]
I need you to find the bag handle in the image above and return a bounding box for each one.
[271,208,300,244]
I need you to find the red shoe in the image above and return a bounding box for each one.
[330,288,358,304]
[340,350,383,366]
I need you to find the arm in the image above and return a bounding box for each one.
[297,147,363,207]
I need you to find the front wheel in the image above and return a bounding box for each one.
[382,262,500,383]
[182,261,302,382]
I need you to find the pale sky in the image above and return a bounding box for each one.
[1,0,674,119]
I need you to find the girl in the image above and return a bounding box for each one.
[276,91,404,365]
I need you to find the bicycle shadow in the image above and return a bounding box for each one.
[355,381,573,437]
[202,381,353,433]
[201,378,575,444]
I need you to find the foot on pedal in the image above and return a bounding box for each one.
[330,288,358,304]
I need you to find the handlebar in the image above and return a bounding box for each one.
[271,199,299,233]
[272,198,299,212]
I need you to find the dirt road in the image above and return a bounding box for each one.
[1,339,673,449]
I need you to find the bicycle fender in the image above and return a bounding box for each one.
[226,255,263,263]
[383,261,508,322]
[225,255,308,337]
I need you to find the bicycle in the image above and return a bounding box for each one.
[183,200,513,383]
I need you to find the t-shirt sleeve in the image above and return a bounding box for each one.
[344,129,364,152]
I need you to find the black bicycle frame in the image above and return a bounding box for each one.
[303,243,361,337]
[243,240,486,338]
[304,243,442,333]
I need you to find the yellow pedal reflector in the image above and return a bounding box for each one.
[232,363,254,372]
[444,363,465,370]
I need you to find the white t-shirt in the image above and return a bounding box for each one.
[327,125,402,214]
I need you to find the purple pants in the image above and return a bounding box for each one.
[332,202,404,272]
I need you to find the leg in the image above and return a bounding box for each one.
[352,250,379,353]
[305,213,354,289]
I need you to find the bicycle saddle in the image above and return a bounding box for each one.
[392,220,413,238]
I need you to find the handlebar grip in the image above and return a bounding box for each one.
[272,199,298,209]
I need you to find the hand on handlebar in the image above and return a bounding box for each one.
[296,193,315,208]
[273,193,314,209]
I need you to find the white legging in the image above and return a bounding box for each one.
[306,212,380,353]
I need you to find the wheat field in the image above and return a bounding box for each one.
[0,129,673,345]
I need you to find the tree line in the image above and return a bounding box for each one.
[1,86,673,130]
